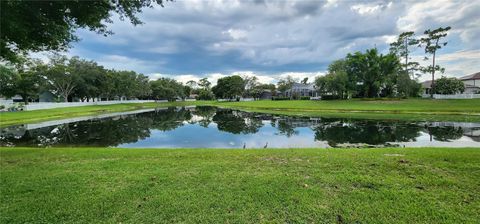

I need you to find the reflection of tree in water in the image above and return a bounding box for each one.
[147,107,192,131]
[272,120,299,137]
[1,107,193,147]
[191,106,217,127]
[313,119,423,147]
[426,126,464,142]
[212,109,263,134]
[20,114,155,147]
[1,107,474,147]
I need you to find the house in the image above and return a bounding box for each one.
[285,83,318,98]
[421,72,480,95]
[259,89,281,100]
[459,72,480,94]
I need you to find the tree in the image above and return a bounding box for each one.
[1,0,168,62]
[186,80,197,89]
[316,59,351,99]
[434,76,465,94]
[301,77,309,84]
[345,49,401,98]
[212,75,245,100]
[0,65,17,98]
[197,89,215,100]
[396,72,421,98]
[150,77,185,101]
[277,75,295,97]
[69,57,107,102]
[419,26,451,98]
[198,78,211,90]
[315,72,348,99]
[0,63,44,104]
[242,75,259,98]
[44,55,78,102]
[389,31,420,79]
[380,53,402,97]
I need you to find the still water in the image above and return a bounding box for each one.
[1,106,479,148]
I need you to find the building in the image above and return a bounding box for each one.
[285,83,318,98]
[421,72,480,95]
[459,72,480,94]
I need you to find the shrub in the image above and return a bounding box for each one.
[197,89,215,100]
[300,96,311,100]
[320,95,341,100]
[434,77,465,94]
[272,97,290,101]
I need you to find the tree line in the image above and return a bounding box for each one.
[315,26,457,99]
[0,55,190,103]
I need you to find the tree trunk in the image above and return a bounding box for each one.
[431,50,436,98]
[22,94,28,105]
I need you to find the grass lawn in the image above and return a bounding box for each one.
[213,98,480,115]
[0,102,191,127]
[1,147,479,223]
[1,98,480,127]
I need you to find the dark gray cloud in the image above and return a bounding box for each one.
[54,0,480,83]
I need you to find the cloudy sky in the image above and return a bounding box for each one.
[44,0,480,84]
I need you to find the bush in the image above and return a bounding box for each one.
[197,89,215,100]
[272,97,290,101]
[434,77,465,94]
[300,96,311,100]
[320,95,341,100]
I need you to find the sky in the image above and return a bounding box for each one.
[35,0,480,84]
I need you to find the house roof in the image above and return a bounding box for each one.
[291,83,315,89]
[460,72,480,80]
[422,79,479,89]
[421,80,432,88]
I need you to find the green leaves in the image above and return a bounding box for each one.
[0,0,168,62]
[212,75,245,100]
[434,76,465,94]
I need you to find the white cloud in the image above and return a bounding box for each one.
[147,70,326,85]
[223,28,248,40]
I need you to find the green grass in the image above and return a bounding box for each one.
[1,147,479,223]
[0,102,192,127]
[213,98,480,114]
[1,98,480,127]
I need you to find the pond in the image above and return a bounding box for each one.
[1,106,479,148]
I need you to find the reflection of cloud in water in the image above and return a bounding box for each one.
[119,125,329,148]
[2,106,479,148]
[393,132,480,147]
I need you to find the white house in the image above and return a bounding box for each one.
[459,72,480,94]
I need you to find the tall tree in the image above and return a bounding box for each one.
[242,75,259,98]
[301,77,309,84]
[277,76,295,97]
[419,26,451,98]
[150,77,185,101]
[69,57,107,102]
[44,55,77,102]
[389,31,419,79]
[198,78,211,90]
[212,75,245,100]
[1,0,169,62]
[186,80,197,89]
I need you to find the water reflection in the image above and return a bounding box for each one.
[1,106,479,148]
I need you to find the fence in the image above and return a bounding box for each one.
[422,94,480,99]
[0,100,155,111]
